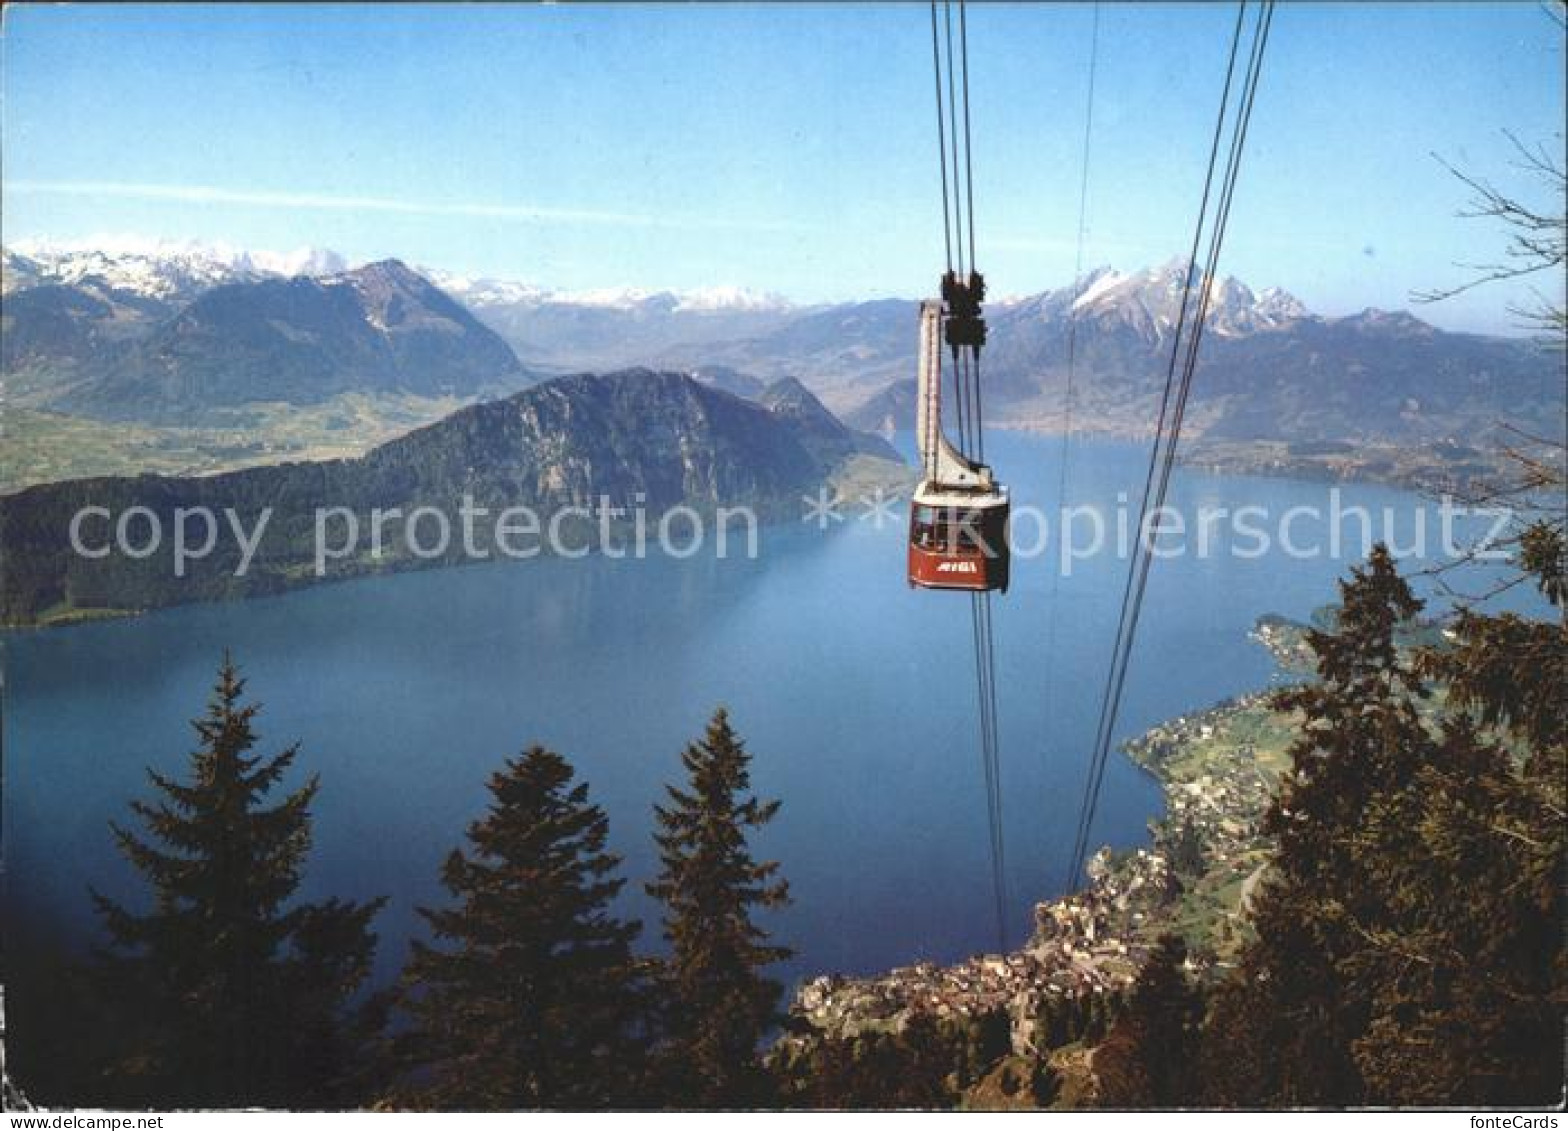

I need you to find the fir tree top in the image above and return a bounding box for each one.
[90,653,383,1108]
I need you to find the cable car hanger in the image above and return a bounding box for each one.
[906,295,1010,593]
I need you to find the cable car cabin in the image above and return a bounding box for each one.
[907,297,1010,592]
[908,483,1010,592]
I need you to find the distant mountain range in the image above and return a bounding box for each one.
[4,241,1561,457]
[1,240,799,386]
[3,237,349,303]
[3,253,527,420]
[0,369,898,626]
[675,263,1562,450]
[426,270,800,374]
[959,263,1563,448]
[385,258,1568,450]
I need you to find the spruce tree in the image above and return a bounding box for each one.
[772,1013,959,1109]
[1093,934,1203,1107]
[1269,544,1430,880]
[1346,715,1563,1104]
[396,746,647,1109]
[647,707,792,1105]
[1355,525,1566,1104]
[1216,546,1432,1105]
[1205,544,1567,1105]
[90,655,384,1108]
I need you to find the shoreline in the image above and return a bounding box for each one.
[786,626,1299,1054]
[0,454,917,632]
[983,420,1512,496]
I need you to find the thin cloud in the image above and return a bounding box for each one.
[5,180,811,234]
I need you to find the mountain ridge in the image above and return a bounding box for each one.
[0,368,900,625]
[4,240,1559,463]
[9,258,531,420]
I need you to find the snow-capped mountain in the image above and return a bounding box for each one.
[844,262,1558,448]
[3,236,347,302]
[3,238,794,319]
[668,285,795,314]
[32,259,528,421]
[1013,260,1312,340]
[4,236,1556,454]
[425,269,793,315]
[420,270,801,372]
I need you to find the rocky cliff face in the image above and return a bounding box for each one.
[757,376,901,466]
[354,368,834,513]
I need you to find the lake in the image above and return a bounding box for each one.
[1,432,1530,988]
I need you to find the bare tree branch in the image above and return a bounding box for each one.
[1413,131,1568,336]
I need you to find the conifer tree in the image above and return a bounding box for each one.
[91,655,384,1108]
[1358,525,1566,1104]
[396,746,647,1109]
[647,708,792,1105]
[1216,546,1432,1104]
[1093,934,1203,1107]
[1269,545,1430,874]
[1346,714,1563,1103]
[1205,544,1566,1105]
[772,1014,959,1109]
[1380,109,1568,1100]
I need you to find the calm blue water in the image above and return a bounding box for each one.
[1,433,1533,987]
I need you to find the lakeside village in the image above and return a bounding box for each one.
[785,618,1309,1058]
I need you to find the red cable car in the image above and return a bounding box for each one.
[907,295,1010,592]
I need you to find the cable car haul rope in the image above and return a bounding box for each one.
[907,0,1275,950]
[912,0,1010,948]
[1065,0,1274,890]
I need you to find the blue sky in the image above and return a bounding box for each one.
[3,2,1563,332]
